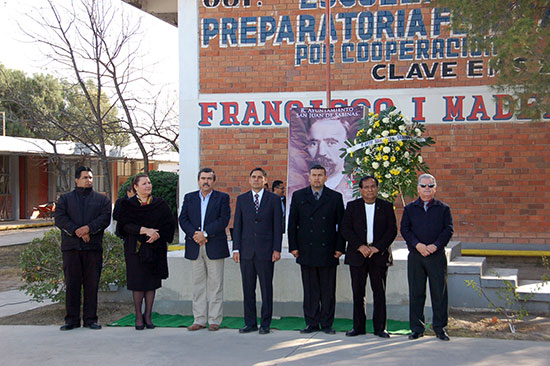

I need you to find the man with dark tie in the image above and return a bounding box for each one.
[232,167,283,335]
[271,180,286,233]
[340,176,397,338]
[401,173,454,341]
[179,168,231,332]
[287,164,345,335]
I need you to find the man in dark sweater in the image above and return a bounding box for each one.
[55,166,111,331]
[400,173,453,341]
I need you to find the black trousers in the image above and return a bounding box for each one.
[62,250,103,326]
[407,250,448,333]
[349,259,388,333]
[300,265,336,329]
[240,257,274,328]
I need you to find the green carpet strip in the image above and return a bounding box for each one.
[109,313,411,335]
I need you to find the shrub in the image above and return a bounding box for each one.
[19,229,126,303]
[117,170,178,217]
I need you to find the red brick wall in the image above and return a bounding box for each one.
[200,122,550,245]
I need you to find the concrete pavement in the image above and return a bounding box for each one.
[0,290,53,317]
[0,326,548,366]
[0,226,53,247]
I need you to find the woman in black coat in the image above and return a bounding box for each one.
[117,174,175,330]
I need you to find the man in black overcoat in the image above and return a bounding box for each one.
[55,166,111,331]
[340,176,397,338]
[287,164,345,334]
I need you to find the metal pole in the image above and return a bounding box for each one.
[325,0,331,108]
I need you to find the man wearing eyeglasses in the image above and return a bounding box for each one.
[400,173,454,342]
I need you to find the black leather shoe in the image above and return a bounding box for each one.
[300,325,320,334]
[59,324,78,331]
[322,327,336,334]
[259,327,270,334]
[135,324,145,330]
[84,323,102,330]
[408,331,424,340]
[239,325,258,333]
[145,323,156,329]
[374,330,390,338]
[345,329,366,337]
[435,331,450,341]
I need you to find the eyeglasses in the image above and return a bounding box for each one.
[419,183,435,188]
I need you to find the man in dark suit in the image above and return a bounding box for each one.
[233,167,283,335]
[287,164,345,334]
[179,168,231,332]
[55,166,111,331]
[401,173,454,341]
[340,176,397,338]
[271,180,286,233]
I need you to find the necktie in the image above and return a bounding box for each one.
[254,193,260,213]
[424,201,428,212]
[314,192,320,201]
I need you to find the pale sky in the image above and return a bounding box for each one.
[0,0,178,94]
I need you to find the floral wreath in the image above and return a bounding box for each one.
[340,106,435,204]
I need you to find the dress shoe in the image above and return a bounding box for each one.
[135,324,145,330]
[187,323,206,331]
[321,327,336,334]
[408,331,424,340]
[259,327,270,335]
[59,324,79,331]
[345,329,366,337]
[299,325,320,334]
[84,323,102,330]
[239,325,258,333]
[145,323,156,329]
[435,331,450,341]
[208,324,219,331]
[374,330,390,338]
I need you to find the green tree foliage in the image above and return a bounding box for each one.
[19,229,126,303]
[433,0,550,119]
[0,63,129,146]
[118,170,178,218]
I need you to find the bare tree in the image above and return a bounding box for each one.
[19,0,178,198]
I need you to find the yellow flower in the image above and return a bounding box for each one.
[405,169,410,173]
[374,172,381,178]
[390,129,397,134]
[401,132,407,136]
[363,156,369,163]
[373,121,380,128]
[398,140,403,146]
[374,114,379,119]
[375,154,382,161]
[383,138,389,145]
[377,146,383,151]
[390,156,396,162]
[383,155,389,161]
[350,151,354,158]
[392,190,398,197]
[395,146,400,152]
[356,129,364,136]
[369,112,375,116]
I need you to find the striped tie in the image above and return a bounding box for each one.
[254,193,260,213]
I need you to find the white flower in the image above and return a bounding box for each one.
[415,128,422,136]
[367,128,372,135]
[382,117,389,124]
[356,158,361,166]
[365,148,371,154]
[382,146,391,154]
[381,192,389,198]
[399,125,406,131]
[418,155,423,163]
[389,110,398,116]
[383,161,390,167]
[404,151,410,158]
[372,162,380,169]
[385,173,392,178]
[405,116,412,125]
[381,130,389,137]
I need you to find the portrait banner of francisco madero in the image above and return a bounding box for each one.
[288,106,364,205]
